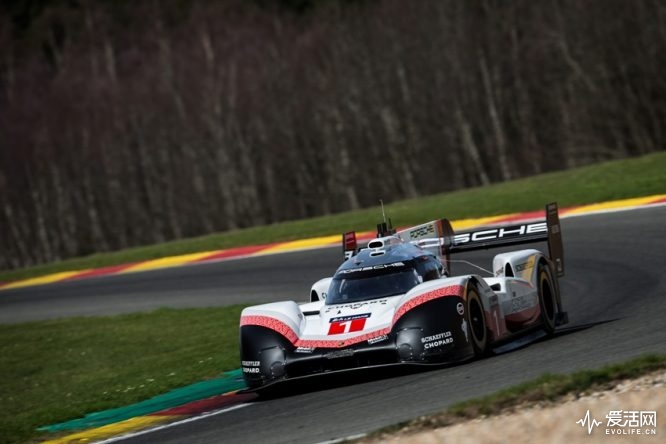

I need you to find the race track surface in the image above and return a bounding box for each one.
[3,206,666,443]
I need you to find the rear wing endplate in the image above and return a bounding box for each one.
[342,231,358,260]
[395,219,454,271]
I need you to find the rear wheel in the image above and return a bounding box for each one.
[538,262,557,335]
[466,283,488,356]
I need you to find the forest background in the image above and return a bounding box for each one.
[1,0,664,270]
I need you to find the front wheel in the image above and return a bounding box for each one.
[537,262,557,336]
[466,282,488,356]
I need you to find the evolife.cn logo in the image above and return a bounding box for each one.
[576,409,657,435]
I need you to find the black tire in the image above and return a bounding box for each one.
[466,282,488,356]
[537,262,557,335]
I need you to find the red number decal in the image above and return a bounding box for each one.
[328,318,366,335]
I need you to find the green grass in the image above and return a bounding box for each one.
[367,354,666,440]
[0,306,246,444]
[2,151,666,285]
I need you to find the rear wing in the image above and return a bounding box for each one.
[342,202,564,277]
[447,202,564,276]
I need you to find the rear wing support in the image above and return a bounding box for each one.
[545,202,564,277]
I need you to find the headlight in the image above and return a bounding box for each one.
[396,327,423,361]
[260,346,286,378]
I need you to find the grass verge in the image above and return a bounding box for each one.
[2,151,666,284]
[365,354,666,441]
[0,306,245,444]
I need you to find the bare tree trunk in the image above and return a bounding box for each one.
[80,128,111,251]
[28,178,53,263]
[51,164,78,257]
[380,106,418,198]
[1,50,14,103]
[128,116,167,243]
[2,200,30,266]
[478,52,512,181]
[455,106,491,186]
[509,22,540,175]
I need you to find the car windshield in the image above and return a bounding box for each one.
[326,268,421,304]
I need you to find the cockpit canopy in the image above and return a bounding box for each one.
[326,245,443,305]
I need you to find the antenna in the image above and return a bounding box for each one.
[379,199,387,223]
[376,199,395,237]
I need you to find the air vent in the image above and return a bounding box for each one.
[369,250,386,257]
[368,239,385,249]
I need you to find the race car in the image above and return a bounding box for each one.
[239,203,568,389]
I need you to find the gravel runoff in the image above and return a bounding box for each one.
[366,370,666,444]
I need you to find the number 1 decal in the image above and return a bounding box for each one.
[328,313,370,335]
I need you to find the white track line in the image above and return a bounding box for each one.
[94,403,251,444]
[316,433,368,444]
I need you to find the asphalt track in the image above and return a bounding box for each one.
[3,206,666,443]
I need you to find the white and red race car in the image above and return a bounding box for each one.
[239,203,568,389]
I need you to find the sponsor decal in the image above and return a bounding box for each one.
[328,313,370,335]
[421,331,453,349]
[454,222,547,244]
[338,262,406,274]
[295,346,315,353]
[456,302,465,315]
[461,319,469,342]
[576,409,657,435]
[409,224,435,239]
[330,313,371,323]
[510,294,532,313]
[421,331,452,343]
[241,360,261,374]
[367,334,389,345]
[324,299,388,313]
[424,339,453,349]
[325,349,355,359]
[514,257,535,273]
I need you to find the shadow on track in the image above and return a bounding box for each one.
[248,364,432,400]
[551,318,621,337]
